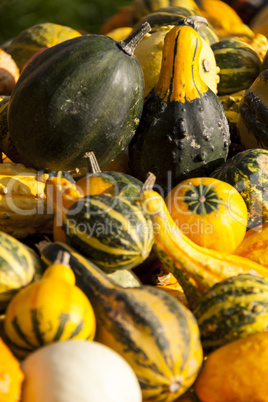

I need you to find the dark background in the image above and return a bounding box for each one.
[0,0,130,43]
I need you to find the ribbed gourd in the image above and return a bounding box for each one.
[7,24,150,174]
[129,16,230,193]
[211,39,261,95]
[4,251,96,358]
[132,6,219,45]
[237,68,268,151]
[193,273,268,353]
[39,241,203,402]
[0,231,43,310]
[211,148,268,230]
[39,241,142,288]
[62,194,154,271]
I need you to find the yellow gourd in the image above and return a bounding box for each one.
[4,251,96,358]
[134,25,220,96]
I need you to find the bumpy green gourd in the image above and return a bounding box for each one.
[129,17,230,193]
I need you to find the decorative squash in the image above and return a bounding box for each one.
[7,24,150,174]
[197,0,254,37]
[218,90,245,157]
[5,22,82,71]
[132,6,219,44]
[0,230,43,310]
[62,194,154,271]
[237,69,268,151]
[194,331,268,402]
[228,33,268,62]
[0,162,53,239]
[211,39,261,95]
[0,49,20,95]
[138,173,268,308]
[76,152,143,200]
[210,148,268,230]
[234,222,268,266]
[39,240,142,288]
[4,251,96,358]
[38,241,203,402]
[21,340,142,402]
[0,337,24,401]
[165,177,248,253]
[193,273,268,353]
[129,17,230,193]
[134,23,220,96]
[132,0,200,20]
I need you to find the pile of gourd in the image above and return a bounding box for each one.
[1,0,268,401]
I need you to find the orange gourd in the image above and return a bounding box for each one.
[165,177,248,253]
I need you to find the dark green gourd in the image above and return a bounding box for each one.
[129,16,230,193]
[7,24,150,174]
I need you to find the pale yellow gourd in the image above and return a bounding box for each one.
[21,340,143,402]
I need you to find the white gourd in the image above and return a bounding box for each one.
[21,340,142,402]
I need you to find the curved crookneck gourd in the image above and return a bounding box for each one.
[139,173,268,308]
[39,241,203,402]
[129,16,230,193]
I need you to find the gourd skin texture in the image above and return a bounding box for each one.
[211,148,268,230]
[4,262,96,358]
[0,231,39,310]
[165,177,248,253]
[62,194,154,271]
[193,274,268,352]
[194,332,268,402]
[21,340,143,402]
[8,34,145,173]
[237,69,268,151]
[211,39,261,95]
[39,241,203,402]
[129,22,230,192]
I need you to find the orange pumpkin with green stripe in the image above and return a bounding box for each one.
[4,251,96,358]
[39,241,203,402]
[129,16,230,193]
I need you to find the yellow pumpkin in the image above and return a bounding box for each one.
[165,177,248,253]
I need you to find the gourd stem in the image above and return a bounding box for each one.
[117,22,151,56]
[83,152,101,174]
[143,172,156,191]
